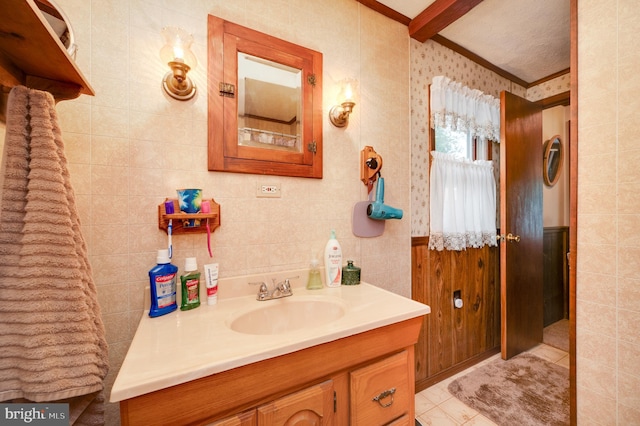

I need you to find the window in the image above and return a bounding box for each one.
[429,126,497,251]
[434,126,490,161]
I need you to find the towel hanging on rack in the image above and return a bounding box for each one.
[0,86,108,425]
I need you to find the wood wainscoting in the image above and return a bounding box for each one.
[412,237,501,392]
[543,226,569,327]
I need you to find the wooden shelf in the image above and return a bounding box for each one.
[0,0,94,102]
[158,198,221,235]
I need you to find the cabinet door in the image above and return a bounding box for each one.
[350,351,410,426]
[207,410,256,426]
[257,380,334,425]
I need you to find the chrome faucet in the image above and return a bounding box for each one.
[250,277,295,301]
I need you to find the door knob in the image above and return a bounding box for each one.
[506,233,521,243]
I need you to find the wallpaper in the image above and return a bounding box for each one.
[527,73,571,102]
[410,39,570,237]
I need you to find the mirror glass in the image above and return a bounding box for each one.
[237,53,302,153]
[543,135,563,187]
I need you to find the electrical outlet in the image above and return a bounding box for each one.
[453,290,463,309]
[256,183,281,198]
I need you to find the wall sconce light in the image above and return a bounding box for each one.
[160,26,197,101]
[329,80,357,128]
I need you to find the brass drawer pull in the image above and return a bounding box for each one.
[372,387,396,408]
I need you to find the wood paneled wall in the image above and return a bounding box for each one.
[543,226,569,326]
[412,237,501,392]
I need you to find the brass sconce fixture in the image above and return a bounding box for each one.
[329,80,356,127]
[160,26,197,101]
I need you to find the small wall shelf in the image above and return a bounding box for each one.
[158,198,221,235]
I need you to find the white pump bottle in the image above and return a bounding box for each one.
[324,230,343,287]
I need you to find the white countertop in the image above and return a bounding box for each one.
[110,271,430,402]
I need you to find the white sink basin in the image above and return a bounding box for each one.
[227,297,346,335]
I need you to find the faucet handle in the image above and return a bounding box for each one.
[280,279,292,294]
[278,277,299,296]
[249,281,269,300]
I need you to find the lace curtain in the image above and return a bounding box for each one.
[430,76,500,142]
[428,151,497,251]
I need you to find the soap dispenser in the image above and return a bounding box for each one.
[306,257,323,290]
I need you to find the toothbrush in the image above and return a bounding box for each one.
[201,200,213,257]
[168,219,173,258]
[164,200,175,259]
[206,218,212,257]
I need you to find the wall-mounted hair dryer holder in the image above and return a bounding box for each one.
[361,146,383,193]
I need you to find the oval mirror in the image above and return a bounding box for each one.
[543,135,563,187]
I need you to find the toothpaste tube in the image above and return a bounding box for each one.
[204,263,219,305]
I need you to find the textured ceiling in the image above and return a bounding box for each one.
[376,0,570,84]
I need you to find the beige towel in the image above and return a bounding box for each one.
[0,86,109,424]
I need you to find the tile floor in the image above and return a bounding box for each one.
[414,343,570,425]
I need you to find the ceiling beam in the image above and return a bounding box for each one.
[355,0,411,25]
[409,0,484,42]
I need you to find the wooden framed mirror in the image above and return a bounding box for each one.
[207,15,323,178]
[543,135,563,187]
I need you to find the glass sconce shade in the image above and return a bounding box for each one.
[329,78,357,128]
[160,26,197,68]
[160,26,197,100]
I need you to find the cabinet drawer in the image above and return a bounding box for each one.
[350,351,410,426]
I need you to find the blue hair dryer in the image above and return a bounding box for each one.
[367,177,403,220]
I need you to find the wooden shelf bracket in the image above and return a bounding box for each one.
[158,198,221,235]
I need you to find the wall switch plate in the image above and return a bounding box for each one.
[257,183,281,198]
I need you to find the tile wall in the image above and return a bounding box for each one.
[50,0,410,423]
[577,0,640,423]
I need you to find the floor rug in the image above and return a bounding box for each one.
[448,353,569,426]
[543,319,569,352]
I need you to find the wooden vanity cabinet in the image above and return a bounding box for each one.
[118,317,423,426]
[207,357,410,426]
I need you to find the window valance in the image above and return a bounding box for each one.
[430,76,500,142]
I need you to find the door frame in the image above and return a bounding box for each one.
[569,0,578,422]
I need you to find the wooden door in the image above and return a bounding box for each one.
[500,91,543,360]
[257,380,334,425]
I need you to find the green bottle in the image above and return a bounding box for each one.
[342,260,361,285]
[180,257,201,310]
[306,258,323,290]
